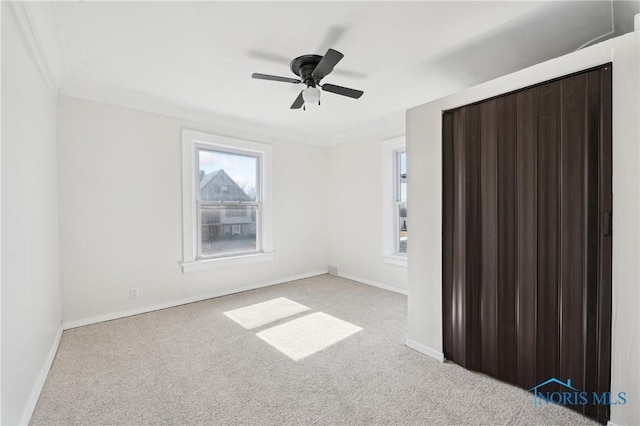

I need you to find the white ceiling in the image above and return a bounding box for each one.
[27,1,640,144]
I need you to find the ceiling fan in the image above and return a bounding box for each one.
[252,48,364,110]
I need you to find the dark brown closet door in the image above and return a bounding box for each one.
[442,64,612,424]
[536,79,561,391]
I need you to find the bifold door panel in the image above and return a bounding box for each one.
[442,64,612,424]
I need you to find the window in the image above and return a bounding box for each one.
[197,148,259,258]
[382,136,407,266]
[396,150,408,254]
[182,130,273,271]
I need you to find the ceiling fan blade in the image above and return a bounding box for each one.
[248,50,291,65]
[316,26,347,54]
[312,49,344,80]
[290,91,305,109]
[321,83,364,99]
[252,73,301,84]
[332,69,367,79]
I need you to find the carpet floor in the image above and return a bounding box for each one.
[31,274,596,425]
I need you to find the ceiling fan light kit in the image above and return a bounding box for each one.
[251,48,364,110]
[302,87,320,107]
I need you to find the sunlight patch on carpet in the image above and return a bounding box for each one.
[223,297,310,329]
[256,312,362,361]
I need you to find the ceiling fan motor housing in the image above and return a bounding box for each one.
[290,54,323,87]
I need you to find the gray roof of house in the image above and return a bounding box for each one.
[199,169,223,190]
[199,169,252,202]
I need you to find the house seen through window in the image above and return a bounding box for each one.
[197,148,260,258]
[396,151,407,254]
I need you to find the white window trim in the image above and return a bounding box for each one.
[382,136,407,267]
[181,129,274,272]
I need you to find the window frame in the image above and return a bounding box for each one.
[181,130,273,272]
[381,136,408,267]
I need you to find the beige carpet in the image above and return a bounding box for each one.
[31,274,596,425]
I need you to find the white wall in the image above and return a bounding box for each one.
[1,3,62,424]
[406,31,640,425]
[57,96,328,325]
[326,136,408,294]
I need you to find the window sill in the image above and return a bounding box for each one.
[381,254,408,267]
[181,251,275,272]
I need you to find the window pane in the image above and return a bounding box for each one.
[398,151,407,202]
[200,205,258,257]
[198,150,258,202]
[398,203,407,253]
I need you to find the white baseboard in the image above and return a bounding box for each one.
[62,270,328,330]
[607,421,620,426]
[336,272,408,295]
[405,339,445,362]
[20,326,63,425]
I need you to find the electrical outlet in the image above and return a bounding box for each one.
[130,287,140,299]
